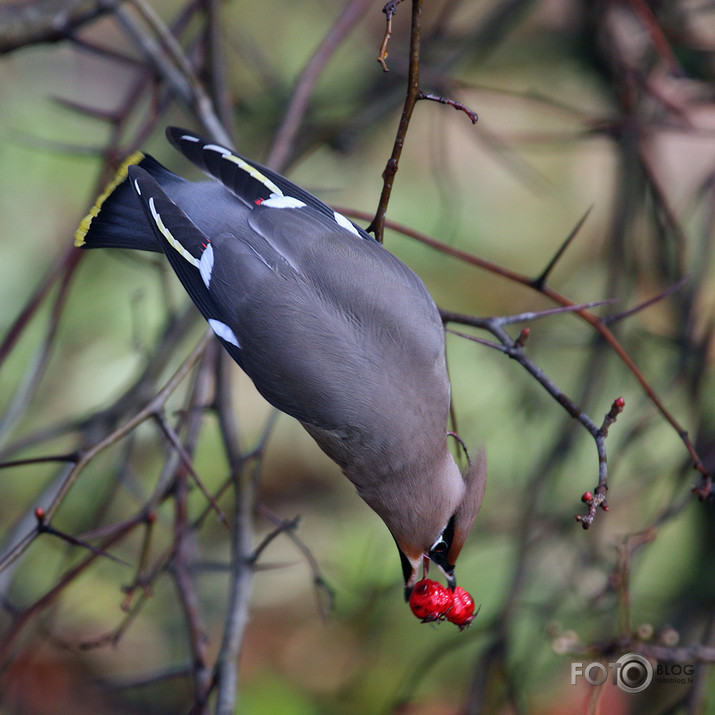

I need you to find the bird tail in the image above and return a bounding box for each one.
[74,153,183,252]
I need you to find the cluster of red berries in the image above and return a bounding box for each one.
[408,579,476,629]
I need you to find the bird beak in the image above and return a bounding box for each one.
[399,547,457,600]
[397,547,422,601]
[442,566,457,592]
[428,549,457,592]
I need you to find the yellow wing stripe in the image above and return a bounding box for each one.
[148,196,199,267]
[221,153,283,197]
[74,152,145,247]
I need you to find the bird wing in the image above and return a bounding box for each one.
[127,164,447,437]
[165,126,375,242]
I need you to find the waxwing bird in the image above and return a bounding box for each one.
[75,127,487,598]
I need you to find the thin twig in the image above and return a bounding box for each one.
[35,512,131,567]
[604,275,689,325]
[266,0,374,172]
[117,0,231,145]
[0,519,138,660]
[533,205,593,289]
[376,0,405,71]
[256,503,336,620]
[0,331,212,576]
[417,90,478,123]
[248,515,301,565]
[154,411,229,528]
[368,0,424,243]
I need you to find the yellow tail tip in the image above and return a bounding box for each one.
[73,151,145,247]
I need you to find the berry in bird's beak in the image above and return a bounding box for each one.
[408,579,452,621]
[408,579,477,628]
[446,586,475,629]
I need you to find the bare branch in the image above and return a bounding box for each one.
[604,275,689,325]
[368,0,424,242]
[532,205,593,289]
[0,0,117,54]
[266,0,374,172]
[0,519,138,660]
[376,0,405,72]
[154,411,229,529]
[256,503,336,621]
[116,0,231,145]
[417,90,478,124]
[33,508,132,566]
[0,331,212,577]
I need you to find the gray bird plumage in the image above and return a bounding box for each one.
[75,127,486,595]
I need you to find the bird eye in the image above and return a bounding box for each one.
[429,514,457,556]
[430,534,449,553]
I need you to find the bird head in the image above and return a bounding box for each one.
[390,448,487,600]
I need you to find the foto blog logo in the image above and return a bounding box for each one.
[571,653,654,694]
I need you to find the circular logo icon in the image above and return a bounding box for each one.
[615,653,654,693]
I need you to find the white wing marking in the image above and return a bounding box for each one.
[208,319,240,347]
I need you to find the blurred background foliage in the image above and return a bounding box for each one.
[0,0,714,713]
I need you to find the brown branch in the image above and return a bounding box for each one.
[33,508,131,566]
[533,206,593,289]
[0,0,118,54]
[623,0,681,75]
[118,512,158,612]
[266,0,374,172]
[115,0,231,145]
[374,2,482,242]
[0,518,138,661]
[154,411,229,529]
[256,503,335,620]
[443,308,620,521]
[203,0,232,141]
[368,0,424,243]
[417,90,478,124]
[0,331,212,577]
[248,515,301,566]
[604,276,689,325]
[0,247,81,446]
[0,247,80,366]
[80,588,151,650]
[376,0,406,72]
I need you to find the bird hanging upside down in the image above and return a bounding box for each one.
[75,127,486,611]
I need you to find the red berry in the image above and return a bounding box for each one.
[409,579,453,622]
[447,586,475,628]
[581,491,593,503]
[34,507,45,521]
